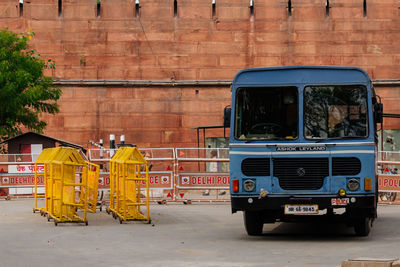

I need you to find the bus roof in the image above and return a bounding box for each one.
[232,66,371,87]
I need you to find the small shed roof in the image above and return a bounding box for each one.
[0,132,86,153]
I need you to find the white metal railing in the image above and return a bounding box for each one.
[88,148,176,161]
[3,149,400,202]
[88,148,230,163]
[0,153,40,164]
[175,148,229,161]
[378,151,400,163]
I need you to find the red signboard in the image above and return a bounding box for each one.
[378,175,400,192]
[0,172,172,190]
[0,174,44,186]
[5,173,399,193]
[98,172,173,190]
[178,173,230,189]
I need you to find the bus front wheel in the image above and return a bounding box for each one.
[354,217,371,237]
[243,211,263,236]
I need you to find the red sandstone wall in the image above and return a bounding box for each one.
[376,86,400,130]
[40,85,231,148]
[1,0,400,147]
[1,0,399,80]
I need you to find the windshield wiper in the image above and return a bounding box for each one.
[315,136,366,143]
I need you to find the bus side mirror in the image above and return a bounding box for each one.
[224,106,231,127]
[374,103,383,123]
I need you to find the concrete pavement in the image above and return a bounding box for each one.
[0,199,399,267]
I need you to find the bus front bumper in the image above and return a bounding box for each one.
[231,194,376,214]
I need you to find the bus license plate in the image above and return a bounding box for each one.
[284,204,319,215]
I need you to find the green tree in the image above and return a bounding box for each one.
[0,28,61,142]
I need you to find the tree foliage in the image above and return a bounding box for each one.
[0,28,61,141]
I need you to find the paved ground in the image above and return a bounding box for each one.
[0,200,400,267]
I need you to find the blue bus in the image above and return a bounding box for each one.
[227,66,383,236]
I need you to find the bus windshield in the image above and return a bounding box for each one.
[304,85,368,139]
[235,87,298,140]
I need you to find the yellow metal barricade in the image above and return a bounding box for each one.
[81,163,100,213]
[33,148,59,214]
[33,147,99,226]
[107,147,150,224]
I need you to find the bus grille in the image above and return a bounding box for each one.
[241,158,270,176]
[332,157,361,175]
[273,158,329,190]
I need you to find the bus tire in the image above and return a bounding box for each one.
[244,211,263,236]
[354,217,371,237]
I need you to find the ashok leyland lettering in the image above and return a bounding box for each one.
[226,66,383,236]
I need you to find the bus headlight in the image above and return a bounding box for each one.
[347,178,360,191]
[243,179,256,192]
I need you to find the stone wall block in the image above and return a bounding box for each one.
[0,2,19,18]
[179,6,211,19]
[63,3,96,19]
[101,0,134,19]
[30,4,58,20]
